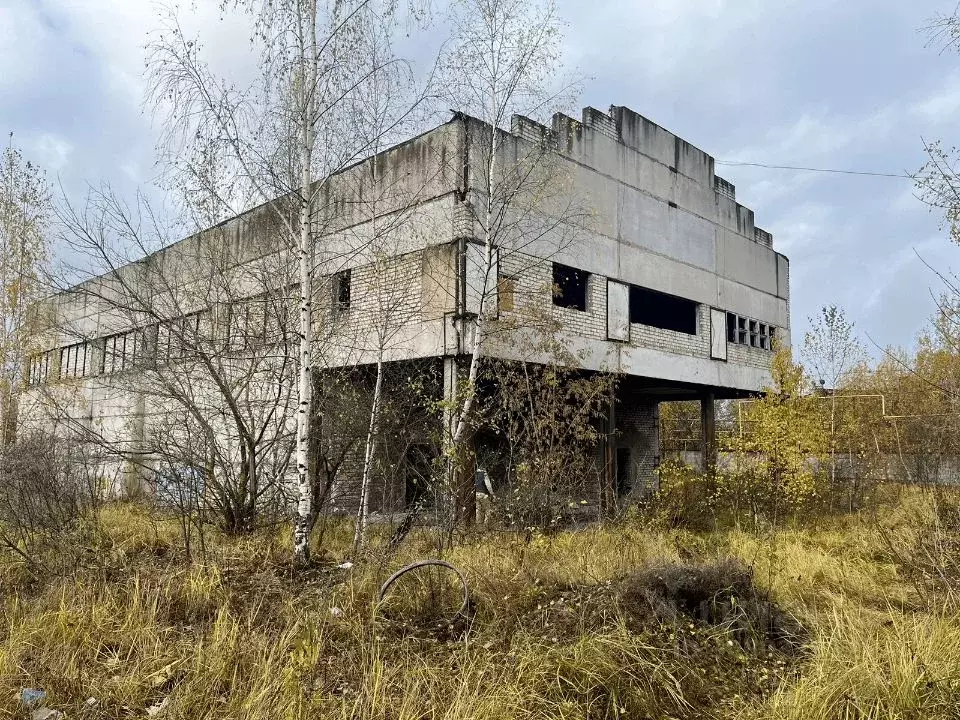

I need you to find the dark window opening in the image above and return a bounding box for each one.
[59,342,87,379]
[334,270,351,314]
[552,263,589,311]
[28,350,52,385]
[629,285,697,335]
[727,312,737,343]
[616,448,631,497]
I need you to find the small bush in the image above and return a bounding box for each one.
[652,459,722,529]
[653,457,838,532]
[0,432,102,577]
[878,486,960,607]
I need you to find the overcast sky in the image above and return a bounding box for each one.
[3,0,960,353]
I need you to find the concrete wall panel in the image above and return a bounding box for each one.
[607,280,630,341]
[710,308,728,361]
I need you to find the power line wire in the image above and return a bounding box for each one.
[715,160,916,179]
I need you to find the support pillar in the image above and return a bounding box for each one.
[614,397,660,497]
[700,392,717,474]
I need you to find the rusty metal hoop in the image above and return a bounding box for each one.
[376,559,470,618]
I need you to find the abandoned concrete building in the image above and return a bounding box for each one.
[20,105,790,515]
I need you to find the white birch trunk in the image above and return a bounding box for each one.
[293,0,318,565]
[354,354,384,551]
[449,112,497,453]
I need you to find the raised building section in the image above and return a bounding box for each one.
[20,103,790,509]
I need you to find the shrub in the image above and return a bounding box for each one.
[652,459,722,529]
[0,432,102,576]
[878,486,960,608]
[479,361,614,531]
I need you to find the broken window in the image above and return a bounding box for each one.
[228,297,268,351]
[552,262,589,312]
[629,285,697,335]
[333,270,351,314]
[248,299,269,347]
[28,350,53,385]
[158,313,199,363]
[59,342,88,379]
[156,322,173,363]
[725,312,776,351]
[104,332,137,373]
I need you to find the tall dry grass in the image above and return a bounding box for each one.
[1,489,959,719]
[757,606,960,720]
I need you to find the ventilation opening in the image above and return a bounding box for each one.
[629,286,697,335]
[552,262,589,312]
[727,312,776,350]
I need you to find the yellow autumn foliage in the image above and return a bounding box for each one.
[731,350,829,519]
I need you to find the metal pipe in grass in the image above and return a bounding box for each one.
[377,559,470,618]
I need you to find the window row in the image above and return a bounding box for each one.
[25,296,296,386]
[27,329,154,385]
[27,344,90,385]
[27,350,54,386]
[726,312,776,350]
[551,262,778,351]
[552,262,698,335]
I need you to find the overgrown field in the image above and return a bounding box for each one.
[2,488,960,719]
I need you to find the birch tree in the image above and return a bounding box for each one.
[147,0,431,563]
[803,305,868,504]
[437,0,582,523]
[345,49,441,550]
[0,134,50,448]
[803,306,866,392]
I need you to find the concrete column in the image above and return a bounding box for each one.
[442,356,476,525]
[615,398,660,496]
[700,392,717,473]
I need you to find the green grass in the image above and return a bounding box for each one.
[1,492,958,719]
